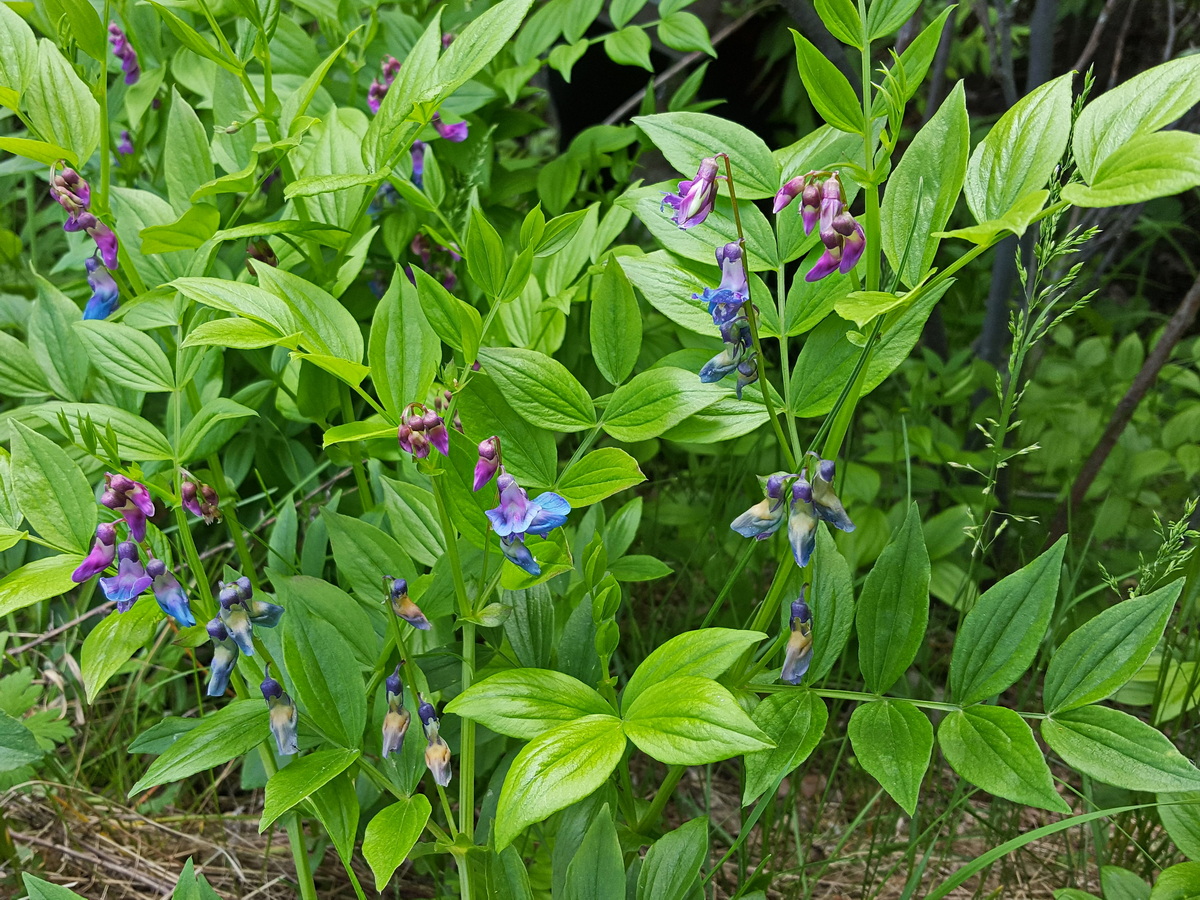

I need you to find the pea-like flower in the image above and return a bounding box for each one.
[432,113,468,143]
[696,243,759,398]
[806,175,865,282]
[772,176,805,215]
[145,558,195,627]
[100,473,155,542]
[807,454,855,533]
[245,239,278,276]
[181,472,221,525]
[83,257,119,320]
[730,473,788,540]
[116,130,134,156]
[205,618,238,697]
[261,665,299,755]
[381,665,411,759]
[72,522,117,582]
[787,479,818,568]
[485,472,571,577]
[99,541,152,612]
[661,156,719,229]
[50,167,90,223]
[66,212,120,270]
[398,403,450,459]
[473,436,501,491]
[218,582,255,655]
[780,591,813,685]
[418,693,452,787]
[108,23,140,85]
[367,55,401,114]
[386,576,431,631]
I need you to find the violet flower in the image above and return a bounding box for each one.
[780,591,813,685]
[432,113,468,142]
[146,558,195,627]
[83,257,119,320]
[382,665,411,758]
[206,618,239,697]
[473,436,501,491]
[72,522,118,582]
[485,472,571,577]
[661,156,719,229]
[730,473,788,540]
[108,23,140,84]
[99,541,152,612]
[116,130,134,156]
[261,665,299,755]
[100,473,155,542]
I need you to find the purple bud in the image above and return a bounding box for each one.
[432,113,468,142]
[817,458,836,483]
[832,211,856,237]
[235,576,252,599]
[793,479,813,504]
[386,664,403,697]
[206,617,228,641]
[116,130,134,156]
[261,664,283,701]
[473,436,501,491]
[801,182,821,235]
[766,474,785,500]
[772,176,805,214]
[818,176,844,242]
[71,522,119,582]
[417,694,437,728]
[218,585,240,609]
[839,220,866,274]
[661,156,720,229]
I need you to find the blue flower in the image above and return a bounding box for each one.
[787,479,818,568]
[807,454,856,533]
[261,665,299,755]
[695,243,758,398]
[382,665,411,759]
[205,618,238,697]
[730,473,788,540]
[781,591,813,685]
[99,541,151,612]
[485,472,571,576]
[146,558,195,627]
[83,257,119,319]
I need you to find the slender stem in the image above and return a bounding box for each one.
[207,452,259,589]
[700,540,757,628]
[775,265,802,458]
[97,0,112,215]
[857,0,880,294]
[338,384,373,508]
[634,764,685,835]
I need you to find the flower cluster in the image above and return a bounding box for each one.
[386,576,431,630]
[781,591,813,684]
[661,156,719,229]
[775,172,865,282]
[418,694,452,786]
[696,242,759,398]
[205,577,284,696]
[381,665,411,758]
[367,55,401,114]
[730,454,855,567]
[397,403,450,459]
[261,666,299,755]
[181,471,222,525]
[108,23,139,85]
[100,472,155,541]
[50,166,119,273]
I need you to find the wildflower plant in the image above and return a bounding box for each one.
[1,0,1200,898]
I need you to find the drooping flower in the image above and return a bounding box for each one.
[100,473,155,542]
[83,257,119,320]
[432,113,468,143]
[116,130,134,156]
[807,454,855,533]
[49,167,90,224]
[418,694,452,786]
[71,212,119,270]
[72,522,118,582]
[485,472,571,577]
[386,576,431,630]
[772,176,805,215]
[99,541,152,612]
[787,479,818,568]
[696,242,758,398]
[381,665,411,758]
[108,23,140,85]
[780,591,813,685]
[661,156,719,229]
[367,55,400,114]
[145,558,195,627]
[261,665,299,755]
[473,436,501,491]
[245,239,278,276]
[397,403,450,459]
[181,472,221,525]
[205,618,238,697]
[805,174,865,281]
[800,181,821,235]
[730,473,788,540]
[218,582,255,656]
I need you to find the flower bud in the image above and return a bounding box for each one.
[772,176,805,215]
[801,182,821,235]
[661,156,719,229]
[473,436,501,491]
[72,522,118,582]
[387,576,431,630]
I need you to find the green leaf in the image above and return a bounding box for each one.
[632,112,779,201]
[178,398,257,461]
[656,11,714,56]
[147,1,240,74]
[37,401,174,461]
[1044,580,1182,713]
[368,268,440,420]
[881,81,969,288]
[362,795,432,892]
[806,526,856,684]
[855,503,930,693]
[742,689,828,804]
[139,205,221,254]
[555,448,645,507]
[564,805,624,900]
[255,265,364,363]
[434,0,534,94]
[1042,705,1200,792]
[25,39,99,167]
[324,507,415,600]
[446,669,611,739]
[866,0,922,40]
[0,554,80,617]
[9,421,95,553]
[1073,54,1200,184]
[458,374,558,488]
[610,0,647,28]
[466,206,509,299]
[937,189,1051,244]
[284,173,378,200]
[478,347,595,432]
[604,26,652,71]
[636,817,708,900]
[591,257,642,385]
[379,478,445,569]
[1159,793,1200,861]
[173,277,303,342]
[0,330,51,397]
[130,701,267,795]
[81,602,162,704]
[0,136,74,166]
[814,0,862,45]
[281,608,367,747]
[619,251,727,336]
[0,710,44,773]
[622,675,773,765]
[74,320,175,392]
[495,714,626,850]
[412,266,481,359]
[622,189,779,270]
[790,30,864,135]
[847,699,932,815]
[22,875,87,899]
[165,89,214,214]
[0,2,36,95]
[1062,131,1200,208]
[607,555,672,582]
[182,317,280,350]
[938,706,1070,813]
[273,575,377,667]
[623,628,766,711]
[602,367,723,442]
[965,72,1073,223]
[29,278,88,401]
[951,536,1066,705]
[1149,862,1200,900]
[260,748,360,830]
[502,582,557,668]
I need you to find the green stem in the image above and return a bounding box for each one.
[207,452,259,588]
[338,384,374,509]
[97,0,112,215]
[775,265,802,459]
[634,764,685,835]
[699,540,757,629]
[257,747,319,900]
[857,0,880,295]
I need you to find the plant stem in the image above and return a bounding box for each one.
[338,384,374,509]
[775,264,802,458]
[700,540,757,628]
[97,0,112,214]
[207,452,259,589]
[634,764,685,834]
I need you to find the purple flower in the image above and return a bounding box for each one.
[261,665,299,755]
[387,576,431,630]
[50,167,90,223]
[805,174,865,282]
[695,242,758,397]
[411,140,426,189]
[432,113,468,142]
[146,558,195,627]
[382,665,411,758]
[835,214,866,275]
[99,541,152,612]
[181,474,221,525]
[772,176,805,214]
[72,522,117,582]
[116,130,134,156]
[806,236,843,283]
[781,590,813,685]
[73,213,119,270]
[108,23,140,84]
[100,473,155,542]
[473,436,501,491]
[218,582,255,655]
[730,474,788,540]
[205,618,238,697]
[787,480,818,567]
[83,257,119,320]
[807,454,855,532]
[368,55,400,114]
[661,156,720,229]
[486,473,570,539]
[398,404,449,459]
[801,182,821,235]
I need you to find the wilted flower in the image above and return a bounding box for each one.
[108,23,140,84]
[780,591,813,685]
[205,618,238,697]
[116,130,134,156]
[72,522,117,582]
[261,665,299,755]
[367,55,400,114]
[730,473,788,540]
[181,473,221,525]
[398,403,449,459]
[381,665,411,758]
[485,472,571,577]
[807,454,855,533]
[432,113,468,143]
[661,156,719,229]
[145,558,195,627]
[99,541,152,612]
[418,693,452,786]
[473,436,501,491]
[386,576,431,630]
[787,479,818,568]
[100,473,155,542]
[244,239,277,276]
[83,257,119,320]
